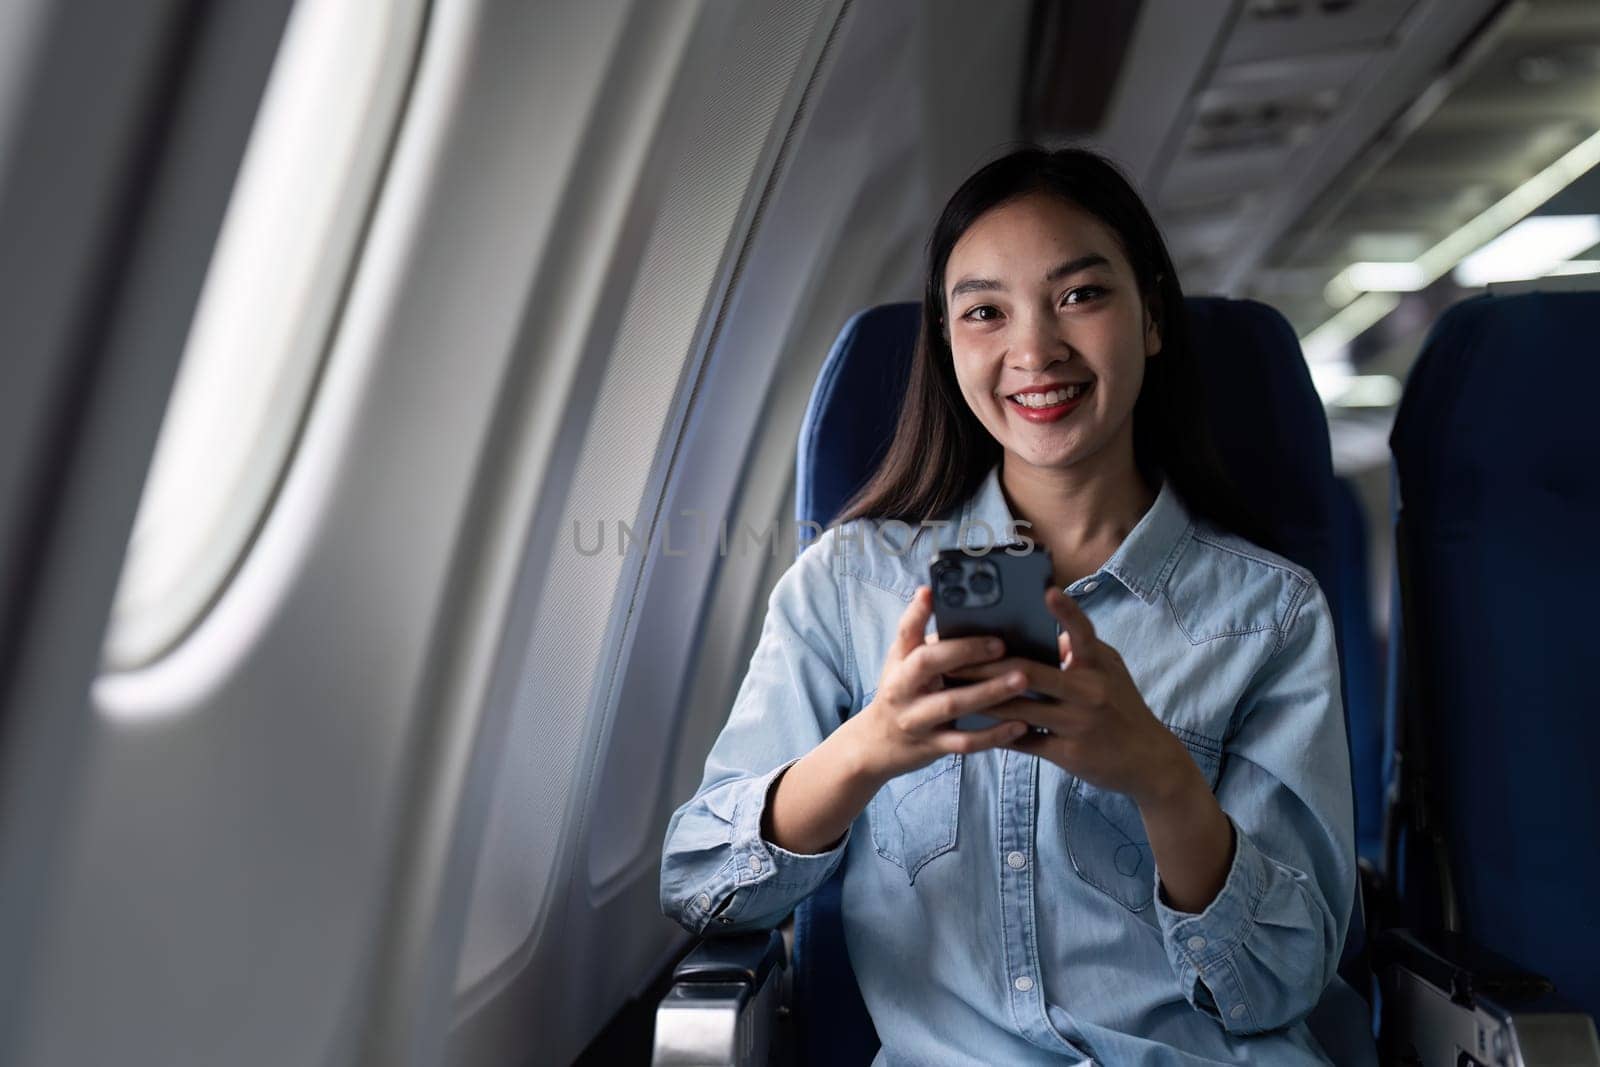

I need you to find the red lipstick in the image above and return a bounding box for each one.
[1005,382,1093,423]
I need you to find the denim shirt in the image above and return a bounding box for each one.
[660,465,1366,1065]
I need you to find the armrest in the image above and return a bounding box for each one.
[653,930,787,1067]
[672,930,786,986]
[1376,929,1600,1066]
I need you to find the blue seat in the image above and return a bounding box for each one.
[791,304,920,1065]
[1387,291,1600,1020]
[1331,477,1384,864]
[791,298,1370,1064]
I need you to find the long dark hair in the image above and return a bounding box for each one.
[834,144,1266,548]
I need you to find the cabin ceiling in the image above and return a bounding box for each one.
[1028,0,1600,339]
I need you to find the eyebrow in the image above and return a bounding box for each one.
[948,253,1112,300]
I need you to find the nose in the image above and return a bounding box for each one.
[1008,309,1070,371]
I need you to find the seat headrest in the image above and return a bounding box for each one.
[795,302,921,531]
[1392,291,1600,525]
[1183,297,1334,541]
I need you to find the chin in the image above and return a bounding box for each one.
[1006,440,1090,471]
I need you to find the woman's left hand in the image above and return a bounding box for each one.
[953,587,1198,808]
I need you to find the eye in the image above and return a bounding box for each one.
[961,304,1002,323]
[1062,286,1107,306]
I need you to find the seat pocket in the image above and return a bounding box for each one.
[1061,727,1222,912]
[868,753,962,884]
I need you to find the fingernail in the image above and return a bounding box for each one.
[988,638,1004,655]
[1010,671,1027,687]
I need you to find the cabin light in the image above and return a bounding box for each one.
[1452,215,1600,286]
[1330,374,1402,408]
[1306,354,1402,409]
[1545,259,1600,276]
[1322,127,1600,309]
[1334,261,1427,296]
[1300,292,1400,365]
[1307,361,1350,402]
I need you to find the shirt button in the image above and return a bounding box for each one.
[1187,935,1207,952]
[1006,851,1027,870]
[697,894,712,910]
[747,854,763,871]
[1013,975,1034,993]
[1082,579,1099,593]
[1229,1004,1247,1020]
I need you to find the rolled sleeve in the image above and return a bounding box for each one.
[660,531,858,937]
[666,758,852,935]
[1155,818,1281,1032]
[1155,580,1355,1034]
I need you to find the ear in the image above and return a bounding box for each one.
[1143,287,1164,358]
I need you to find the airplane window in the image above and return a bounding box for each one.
[100,0,427,670]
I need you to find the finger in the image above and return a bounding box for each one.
[907,634,1006,681]
[958,657,1102,708]
[1003,725,1063,755]
[898,670,1030,734]
[1046,588,1099,666]
[945,657,1069,698]
[983,693,1094,734]
[931,718,1030,755]
[891,586,934,660]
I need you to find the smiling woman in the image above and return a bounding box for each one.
[660,145,1374,1065]
[834,148,1267,556]
[946,197,1151,491]
[953,245,1109,423]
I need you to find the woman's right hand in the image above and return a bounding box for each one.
[852,584,1032,783]
[762,585,1028,855]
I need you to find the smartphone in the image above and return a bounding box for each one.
[929,544,1059,731]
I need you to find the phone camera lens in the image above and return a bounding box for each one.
[936,565,963,586]
[968,571,995,595]
[940,586,967,608]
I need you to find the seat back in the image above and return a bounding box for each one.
[795,303,923,533]
[793,298,1366,1063]
[1182,298,1373,987]
[1388,291,1600,1018]
[1332,478,1385,863]
[789,305,915,1063]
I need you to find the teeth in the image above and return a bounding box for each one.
[1011,384,1087,408]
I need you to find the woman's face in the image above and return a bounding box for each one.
[942,192,1160,475]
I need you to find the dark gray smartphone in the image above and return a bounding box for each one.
[929,544,1060,731]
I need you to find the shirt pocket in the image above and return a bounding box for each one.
[1061,727,1222,913]
[868,753,962,884]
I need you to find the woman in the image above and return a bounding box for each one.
[659,146,1371,1065]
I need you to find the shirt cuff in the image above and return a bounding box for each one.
[1152,814,1266,1030]
[685,758,852,932]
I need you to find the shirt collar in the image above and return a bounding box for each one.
[956,463,1194,605]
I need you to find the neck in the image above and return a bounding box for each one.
[999,440,1156,586]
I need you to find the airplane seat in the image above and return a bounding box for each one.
[793,302,924,545]
[1331,476,1385,865]
[1382,291,1600,1061]
[789,303,918,1064]
[1181,298,1374,1005]
[656,298,1377,1065]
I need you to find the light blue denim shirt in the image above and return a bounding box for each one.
[660,465,1367,1065]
